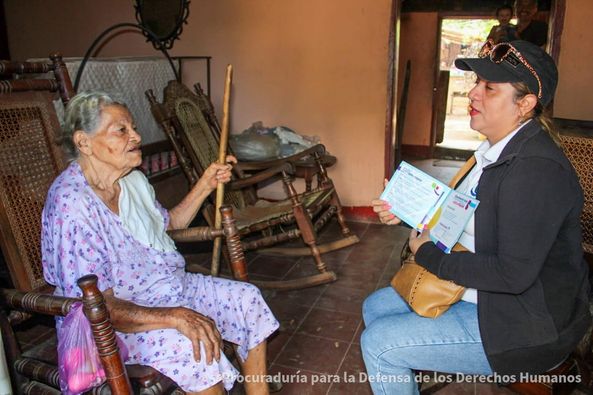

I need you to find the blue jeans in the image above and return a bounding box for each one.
[361,287,493,394]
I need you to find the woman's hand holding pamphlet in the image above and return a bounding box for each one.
[380,161,479,253]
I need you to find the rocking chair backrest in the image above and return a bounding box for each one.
[0,53,75,105]
[162,81,247,209]
[0,91,67,291]
[560,134,593,255]
[0,55,73,292]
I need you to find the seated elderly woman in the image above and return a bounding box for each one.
[41,91,279,395]
[363,40,591,394]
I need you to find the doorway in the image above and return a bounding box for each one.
[435,18,512,157]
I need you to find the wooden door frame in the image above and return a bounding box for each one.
[384,0,401,178]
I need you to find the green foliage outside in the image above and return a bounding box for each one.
[442,19,498,43]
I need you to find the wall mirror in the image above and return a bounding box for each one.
[134,0,190,49]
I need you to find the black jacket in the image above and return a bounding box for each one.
[416,120,591,375]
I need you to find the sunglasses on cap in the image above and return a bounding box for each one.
[478,39,543,100]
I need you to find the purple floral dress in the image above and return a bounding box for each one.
[41,162,279,392]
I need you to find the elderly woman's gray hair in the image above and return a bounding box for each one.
[59,91,123,159]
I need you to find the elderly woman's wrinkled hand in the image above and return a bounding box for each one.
[201,155,238,191]
[409,228,431,255]
[174,307,222,365]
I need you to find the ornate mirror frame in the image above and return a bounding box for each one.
[134,0,190,49]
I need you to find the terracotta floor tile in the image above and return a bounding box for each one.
[346,242,395,262]
[268,365,331,395]
[314,284,367,316]
[431,381,475,394]
[267,299,312,333]
[284,260,327,280]
[337,344,366,376]
[267,330,293,364]
[274,333,349,373]
[375,271,395,290]
[248,255,300,279]
[337,220,369,238]
[473,382,516,394]
[339,255,387,276]
[331,270,382,293]
[352,323,364,345]
[297,308,360,342]
[317,219,367,244]
[329,344,373,394]
[270,285,327,308]
[327,381,373,395]
[318,246,362,269]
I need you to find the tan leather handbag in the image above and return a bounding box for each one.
[391,246,466,319]
[390,157,476,319]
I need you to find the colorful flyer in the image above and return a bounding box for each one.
[427,191,479,253]
[380,161,449,231]
[380,161,479,253]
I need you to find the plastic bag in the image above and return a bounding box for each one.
[231,122,322,161]
[229,133,281,161]
[57,302,114,395]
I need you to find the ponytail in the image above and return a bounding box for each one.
[511,82,560,145]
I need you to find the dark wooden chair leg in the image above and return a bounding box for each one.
[0,310,24,393]
[282,172,328,274]
[221,205,249,282]
[313,152,352,237]
[78,275,132,395]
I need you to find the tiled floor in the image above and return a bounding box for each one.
[11,159,587,394]
[7,218,515,394]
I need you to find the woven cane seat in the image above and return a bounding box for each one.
[560,135,593,254]
[0,92,66,291]
[233,188,333,230]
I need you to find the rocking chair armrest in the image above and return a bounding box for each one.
[229,162,295,190]
[167,226,225,242]
[0,288,78,318]
[234,144,326,171]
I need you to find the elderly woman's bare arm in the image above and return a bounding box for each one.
[168,155,237,229]
[103,289,222,364]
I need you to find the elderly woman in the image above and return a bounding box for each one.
[41,91,279,395]
[362,40,591,394]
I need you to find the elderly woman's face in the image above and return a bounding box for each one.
[468,78,522,141]
[86,104,142,173]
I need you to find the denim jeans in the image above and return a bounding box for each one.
[361,287,493,395]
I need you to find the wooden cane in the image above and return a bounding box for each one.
[211,64,233,276]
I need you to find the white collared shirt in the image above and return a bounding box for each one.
[456,120,530,303]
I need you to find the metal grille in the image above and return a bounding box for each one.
[0,98,62,290]
[175,98,245,209]
[560,135,593,254]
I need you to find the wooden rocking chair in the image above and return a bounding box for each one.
[0,56,247,394]
[146,80,359,291]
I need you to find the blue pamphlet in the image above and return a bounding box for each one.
[380,161,479,253]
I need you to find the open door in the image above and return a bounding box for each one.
[432,18,499,160]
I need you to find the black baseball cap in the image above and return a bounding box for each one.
[454,40,557,106]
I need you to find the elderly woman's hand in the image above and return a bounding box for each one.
[199,155,238,191]
[174,307,222,365]
[409,228,431,255]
